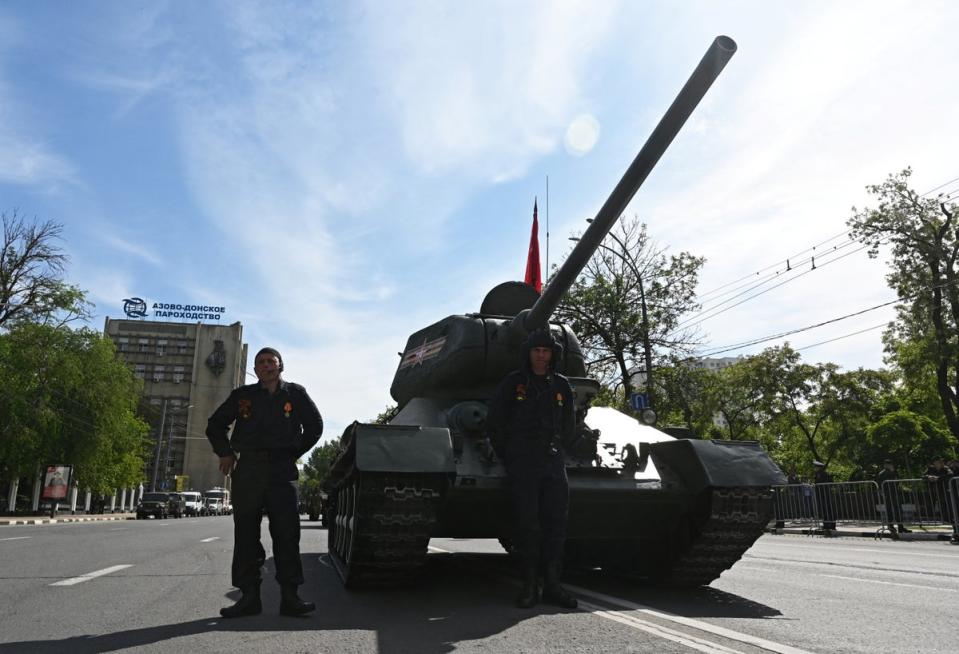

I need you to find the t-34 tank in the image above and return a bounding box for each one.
[325,35,785,588]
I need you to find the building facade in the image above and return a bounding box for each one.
[103,318,248,494]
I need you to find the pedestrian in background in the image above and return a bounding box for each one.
[876,459,910,535]
[813,460,836,533]
[486,328,578,610]
[923,458,955,523]
[206,347,323,618]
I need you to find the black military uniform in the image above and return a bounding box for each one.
[486,329,577,609]
[206,347,322,618]
[876,461,909,534]
[813,462,836,532]
[923,461,954,524]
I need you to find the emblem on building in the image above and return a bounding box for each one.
[122,297,148,318]
[206,340,227,376]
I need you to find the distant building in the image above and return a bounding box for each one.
[103,318,248,494]
[687,356,742,371]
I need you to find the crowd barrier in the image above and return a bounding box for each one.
[771,478,959,539]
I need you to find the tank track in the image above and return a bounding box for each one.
[661,486,773,587]
[328,472,446,588]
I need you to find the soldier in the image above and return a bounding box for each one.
[206,347,323,618]
[876,459,910,535]
[486,328,578,609]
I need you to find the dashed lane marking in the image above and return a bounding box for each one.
[566,584,813,654]
[580,600,747,654]
[0,537,31,541]
[428,545,452,553]
[200,537,220,543]
[820,573,959,592]
[50,565,133,586]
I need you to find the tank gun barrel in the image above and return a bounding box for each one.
[523,35,737,330]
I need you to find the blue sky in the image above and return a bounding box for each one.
[3,1,958,442]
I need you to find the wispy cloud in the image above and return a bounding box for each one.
[99,234,164,266]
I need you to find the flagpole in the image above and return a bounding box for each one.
[545,175,550,286]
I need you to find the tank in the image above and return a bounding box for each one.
[324,35,786,589]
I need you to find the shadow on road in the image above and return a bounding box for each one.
[0,553,555,654]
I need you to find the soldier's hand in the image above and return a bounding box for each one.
[219,454,236,476]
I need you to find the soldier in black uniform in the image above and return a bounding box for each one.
[486,328,578,609]
[206,347,323,618]
[876,459,909,534]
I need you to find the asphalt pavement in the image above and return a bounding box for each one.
[1,517,957,653]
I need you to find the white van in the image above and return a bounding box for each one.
[181,491,204,516]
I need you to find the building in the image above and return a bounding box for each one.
[104,318,248,494]
[687,356,743,372]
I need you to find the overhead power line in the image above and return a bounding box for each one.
[795,323,887,352]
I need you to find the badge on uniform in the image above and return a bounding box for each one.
[556,392,564,407]
[238,399,252,419]
[283,401,293,418]
[515,383,526,402]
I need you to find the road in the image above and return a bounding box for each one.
[0,518,956,653]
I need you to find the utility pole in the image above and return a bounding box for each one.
[151,398,167,492]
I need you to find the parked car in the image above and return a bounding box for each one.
[136,492,170,519]
[167,493,187,519]
[181,491,204,516]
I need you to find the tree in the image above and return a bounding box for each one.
[370,405,399,425]
[0,211,91,329]
[553,216,704,400]
[0,323,150,494]
[865,410,955,477]
[848,169,959,442]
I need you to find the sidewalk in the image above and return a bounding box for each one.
[0,512,135,526]
[767,523,957,541]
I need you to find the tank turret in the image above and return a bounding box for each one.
[325,37,786,591]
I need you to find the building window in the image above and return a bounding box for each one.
[173,366,185,384]
[117,337,129,352]
[134,364,146,379]
[153,366,165,382]
[157,339,167,357]
[177,340,189,354]
[138,338,150,353]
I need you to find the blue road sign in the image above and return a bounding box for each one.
[629,392,649,411]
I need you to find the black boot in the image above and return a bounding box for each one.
[515,565,540,608]
[280,585,315,616]
[898,525,911,533]
[220,585,262,618]
[542,562,577,609]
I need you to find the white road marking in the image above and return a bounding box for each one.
[109,528,127,531]
[50,564,133,586]
[567,584,813,654]
[819,574,959,592]
[0,537,31,541]
[580,600,747,654]
[200,537,220,543]
[428,545,452,553]
[758,542,959,559]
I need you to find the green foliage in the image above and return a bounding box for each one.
[370,404,399,425]
[865,410,955,477]
[848,169,959,442]
[553,216,704,398]
[301,440,343,490]
[0,322,150,493]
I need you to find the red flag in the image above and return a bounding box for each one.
[524,199,542,293]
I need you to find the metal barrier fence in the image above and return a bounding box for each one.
[773,478,959,539]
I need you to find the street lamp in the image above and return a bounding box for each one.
[569,232,655,410]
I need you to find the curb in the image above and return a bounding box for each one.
[0,515,135,526]
[766,527,953,541]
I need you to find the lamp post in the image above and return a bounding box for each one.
[569,233,654,408]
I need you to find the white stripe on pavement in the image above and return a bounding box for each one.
[566,584,813,654]
[0,537,31,541]
[580,600,747,654]
[428,545,452,553]
[200,537,220,543]
[51,565,133,586]
[820,574,959,592]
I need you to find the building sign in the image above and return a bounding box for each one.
[123,297,226,321]
[41,465,72,500]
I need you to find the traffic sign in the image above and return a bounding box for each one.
[629,392,649,411]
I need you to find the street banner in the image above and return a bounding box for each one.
[41,465,72,500]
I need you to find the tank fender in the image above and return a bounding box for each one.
[350,422,455,473]
[649,439,785,492]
